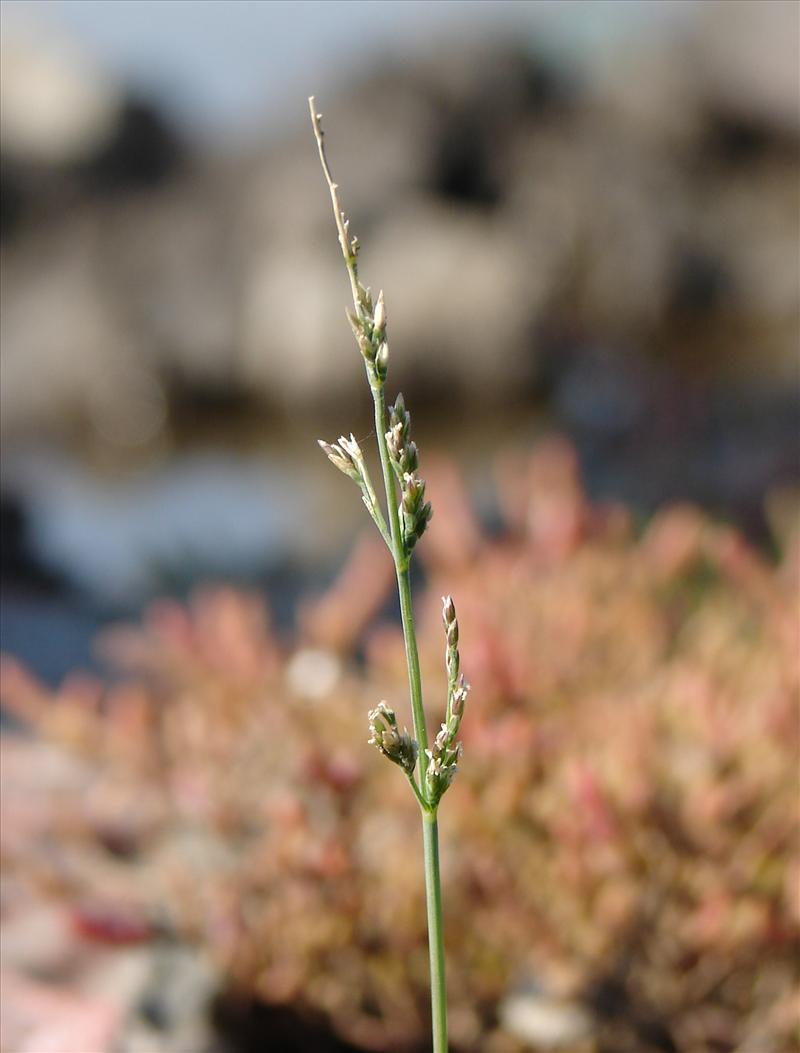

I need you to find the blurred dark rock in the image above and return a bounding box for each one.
[704,110,787,167]
[423,47,573,210]
[1,162,26,237]
[0,493,63,593]
[693,0,800,135]
[1,13,183,245]
[80,96,184,193]
[212,998,370,1053]
[429,109,502,209]
[667,246,730,319]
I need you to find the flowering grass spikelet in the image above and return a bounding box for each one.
[368,701,418,775]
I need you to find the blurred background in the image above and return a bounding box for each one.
[1,1,798,1052]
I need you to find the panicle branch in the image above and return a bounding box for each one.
[425,596,469,808]
[386,393,432,552]
[317,435,391,547]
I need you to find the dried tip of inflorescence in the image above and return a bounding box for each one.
[368,701,418,776]
[309,97,380,361]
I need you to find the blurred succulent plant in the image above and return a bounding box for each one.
[2,443,797,1053]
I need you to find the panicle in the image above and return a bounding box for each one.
[311,98,468,818]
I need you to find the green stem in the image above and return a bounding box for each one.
[373,382,447,1051]
[397,563,429,775]
[405,771,429,812]
[357,468,391,550]
[422,811,448,1053]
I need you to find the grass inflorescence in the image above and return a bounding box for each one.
[310,95,467,1053]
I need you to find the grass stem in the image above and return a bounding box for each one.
[423,811,448,1053]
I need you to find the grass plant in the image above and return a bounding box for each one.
[310,96,467,1053]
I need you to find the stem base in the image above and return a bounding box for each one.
[422,811,448,1053]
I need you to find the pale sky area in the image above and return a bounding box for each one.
[1,0,702,142]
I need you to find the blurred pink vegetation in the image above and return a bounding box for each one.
[2,437,798,1053]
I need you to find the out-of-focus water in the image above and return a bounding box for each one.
[3,372,795,685]
[0,407,543,681]
[3,445,318,602]
[1,441,339,684]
